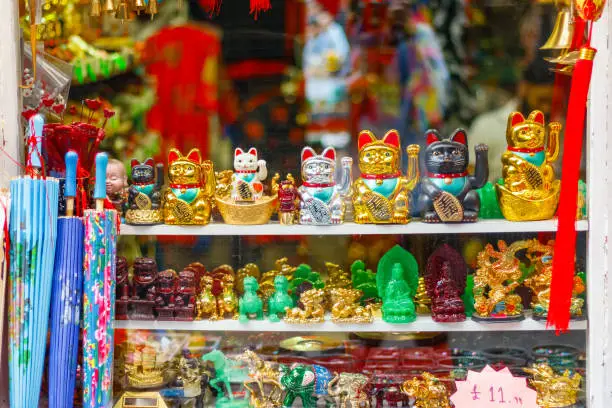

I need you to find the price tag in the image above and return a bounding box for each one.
[450,365,538,408]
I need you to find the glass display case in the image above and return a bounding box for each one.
[0,0,611,407]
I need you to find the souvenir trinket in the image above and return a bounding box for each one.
[201,351,250,408]
[324,262,352,291]
[215,148,280,225]
[107,158,128,215]
[523,240,585,320]
[473,240,528,321]
[414,277,432,315]
[496,111,561,221]
[278,175,299,225]
[268,275,294,322]
[298,147,352,225]
[279,363,333,408]
[259,258,296,302]
[523,363,582,408]
[130,257,158,320]
[237,263,261,294]
[237,350,283,408]
[161,349,203,404]
[125,339,166,388]
[164,148,216,225]
[155,269,177,320]
[196,275,219,320]
[116,256,130,320]
[284,288,326,323]
[289,264,325,303]
[113,392,169,408]
[126,158,164,225]
[377,245,419,323]
[419,129,488,222]
[353,130,420,224]
[329,288,373,323]
[401,372,450,408]
[239,276,264,322]
[327,373,371,408]
[175,268,197,321]
[425,244,467,322]
[217,274,239,319]
[350,260,378,302]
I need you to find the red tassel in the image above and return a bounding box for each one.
[548,46,596,333]
[199,0,222,15]
[250,0,271,19]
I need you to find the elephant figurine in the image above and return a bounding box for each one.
[327,373,371,407]
[279,363,332,408]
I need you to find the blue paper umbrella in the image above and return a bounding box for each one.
[82,153,118,408]
[48,151,84,408]
[8,114,59,408]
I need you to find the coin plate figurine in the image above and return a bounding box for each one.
[239,276,264,322]
[496,110,561,221]
[472,240,528,322]
[353,129,420,224]
[298,147,352,225]
[163,148,216,225]
[419,129,488,222]
[523,363,582,408]
[126,158,164,225]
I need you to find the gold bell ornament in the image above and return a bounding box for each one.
[133,0,146,13]
[147,0,159,17]
[103,0,116,13]
[90,0,102,16]
[115,0,130,20]
[541,0,574,50]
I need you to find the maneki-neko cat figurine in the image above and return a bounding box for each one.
[353,129,420,224]
[419,129,488,222]
[126,158,164,225]
[496,110,561,221]
[163,148,216,225]
[216,147,280,224]
[298,147,352,225]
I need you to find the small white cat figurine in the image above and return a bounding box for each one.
[231,147,268,202]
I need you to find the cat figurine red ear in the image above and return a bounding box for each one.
[358,130,377,150]
[144,158,155,167]
[234,147,244,157]
[186,148,202,163]
[301,147,316,162]
[247,147,257,157]
[528,110,545,125]
[382,129,400,148]
[168,149,180,164]
[509,112,526,128]
[322,147,336,161]
[450,129,467,146]
[131,159,140,168]
[426,130,441,145]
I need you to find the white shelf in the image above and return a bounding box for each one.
[113,315,587,332]
[120,219,588,236]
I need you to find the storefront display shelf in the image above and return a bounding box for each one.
[119,219,588,236]
[113,315,587,332]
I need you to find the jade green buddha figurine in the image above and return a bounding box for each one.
[377,245,419,323]
[238,276,264,323]
[268,275,294,322]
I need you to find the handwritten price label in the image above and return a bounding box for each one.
[450,365,538,408]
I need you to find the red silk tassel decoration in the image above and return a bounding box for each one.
[199,0,222,15]
[250,0,271,19]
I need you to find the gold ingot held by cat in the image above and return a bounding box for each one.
[125,209,163,225]
[215,195,277,225]
[496,181,560,221]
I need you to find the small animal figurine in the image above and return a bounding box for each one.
[497,110,561,221]
[217,274,239,320]
[278,176,299,225]
[130,257,158,320]
[523,364,581,408]
[126,158,164,225]
[201,350,250,408]
[237,350,283,408]
[155,269,178,320]
[196,275,219,320]
[329,288,373,323]
[284,288,326,323]
[175,269,196,321]
[231,147,268,202]
[164,148,215,225]
[298,147,352,225]
[327,373,371,408]
[279,363,333,408]
[353,129,420,224]
[115,257,130,320]
[268,275,294,322]
[239,276,264,323]
[401,372,450,408]
[419,129,489,223]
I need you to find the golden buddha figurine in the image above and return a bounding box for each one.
[163,148,215,225]
[523,363,582,408]
[496,110,561,221]
[353,129,420,224]
[401,372,451,408]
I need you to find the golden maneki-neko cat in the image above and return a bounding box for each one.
[163,148,216,225]
[496,110,561,221]
[353,129,420,224]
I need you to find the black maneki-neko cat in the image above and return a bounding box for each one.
[418,129,488,223]
[126,158,164,225]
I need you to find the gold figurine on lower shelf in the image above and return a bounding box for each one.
[237,350,283,408]
[523,363,582,408]
[401,372,451,408]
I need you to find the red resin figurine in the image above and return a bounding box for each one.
[130,257,158,320]
[116,256,130,320]
[156,269,178,320]
[278,178,299,225]
[425,244,467,322]
[175,269,197,321]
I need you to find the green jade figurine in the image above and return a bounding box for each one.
[239,276,264,323]
[268,275,294,322]
[377,245,419,323]
[201,350,249,408]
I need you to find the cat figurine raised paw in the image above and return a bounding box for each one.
[231,147,268,202]
[298,147,352,225]
[163,148,216,225]
[418,129,488,223]
[353,129,420,224]
[126,158,164,225]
